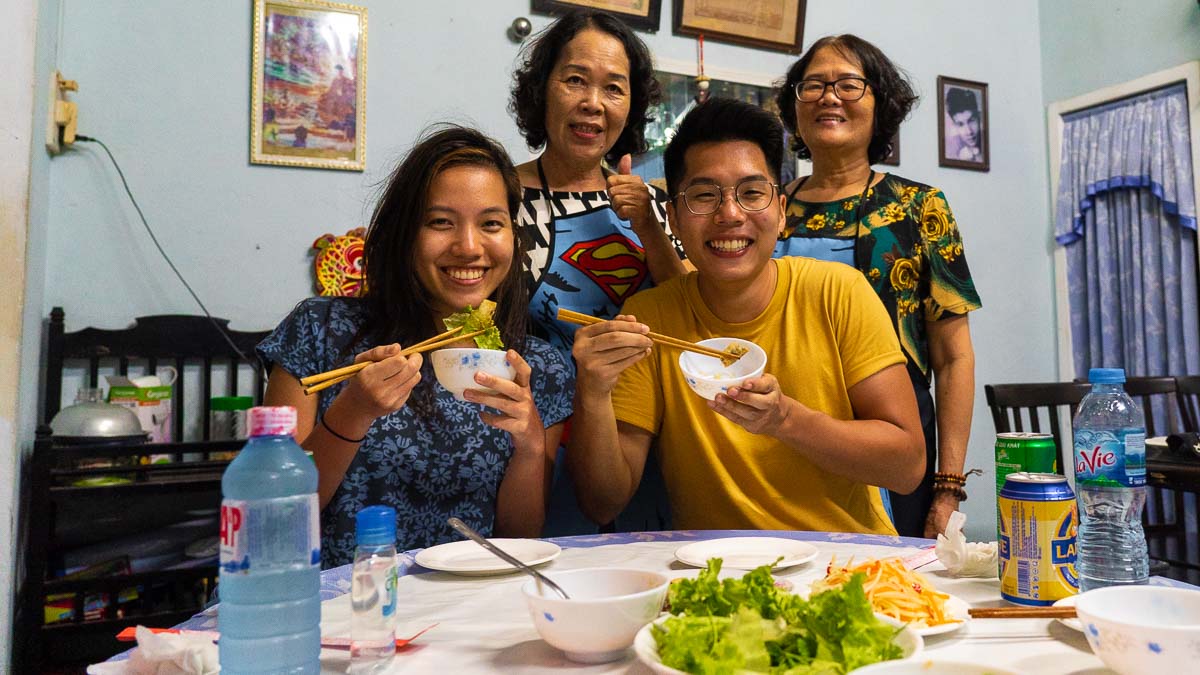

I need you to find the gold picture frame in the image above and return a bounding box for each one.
[251,0,367,171]
[673,0,806,54]
[531,0,662,32]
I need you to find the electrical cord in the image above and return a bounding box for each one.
[74,135,260,370]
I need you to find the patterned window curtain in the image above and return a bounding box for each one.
[1055,83,1199,382]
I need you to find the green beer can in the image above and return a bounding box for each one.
[995,432,1058,500]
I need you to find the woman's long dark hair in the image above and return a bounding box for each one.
[358,125,527,354]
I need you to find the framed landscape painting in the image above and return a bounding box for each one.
[251,0,367,171]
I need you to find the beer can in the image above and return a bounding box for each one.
[998,472,1078,605]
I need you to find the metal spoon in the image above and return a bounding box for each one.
[446,517,570,600]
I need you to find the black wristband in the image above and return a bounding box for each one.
[320,416,366,443]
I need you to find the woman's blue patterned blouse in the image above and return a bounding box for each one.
[257,297,574,568]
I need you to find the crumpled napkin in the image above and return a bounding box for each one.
[86,626,219,675]
[935,510,998,577]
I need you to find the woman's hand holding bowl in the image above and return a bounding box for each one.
[462,349,544,455]
[571,314,652,397]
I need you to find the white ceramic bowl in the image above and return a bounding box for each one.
[430,348,516,401]
[677,337,767,401]
[1074,585,1200,675]
[850,659,1019,674]
[635,613,922,674]
[522,567,670,664]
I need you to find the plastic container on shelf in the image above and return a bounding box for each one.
[204,396,253,462]
[1072,367,1149,592]
[218,406,321,674]
[351,505,398,672]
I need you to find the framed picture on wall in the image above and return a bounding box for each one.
[937,76,989,171]
[251,0,367,171]
[531,0,662,32]
[673,0,806,54]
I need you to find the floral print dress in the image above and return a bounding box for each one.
[257,297,575,567]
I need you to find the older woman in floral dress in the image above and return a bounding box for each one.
[773,34,982,538]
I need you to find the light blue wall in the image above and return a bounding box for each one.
[34,0,1056,540]
[1040,0,1200,103]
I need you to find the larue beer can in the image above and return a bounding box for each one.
[998,472,1078,605]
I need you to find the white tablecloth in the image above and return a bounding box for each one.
[117,529,1197,673]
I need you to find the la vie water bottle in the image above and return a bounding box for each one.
[1072,367,1149,592]
[351,506,398,672]
[219,406,321,674]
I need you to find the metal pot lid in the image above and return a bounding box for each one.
[50,401,148,440]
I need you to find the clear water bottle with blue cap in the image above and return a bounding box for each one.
[351,505,398,671]
[1072,367,1149,592]
[218,405,321,673]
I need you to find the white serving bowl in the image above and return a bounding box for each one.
[677,337,767,401]
[635,613,922,674]
[850,659,1018,674]
[522,567,670,664]
[430,348,516,401]
[1073,585,1200,675]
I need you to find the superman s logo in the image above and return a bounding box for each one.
[560,234,649,305]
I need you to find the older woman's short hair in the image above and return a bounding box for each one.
[775,34,917,165]
[509,9,661,164]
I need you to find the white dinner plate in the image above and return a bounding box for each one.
[909,594,970,636]
[673,537,819,570]
[413,538,560,576]
[1052,595,1082,631]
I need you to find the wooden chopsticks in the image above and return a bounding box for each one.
[556,308,738,363]
[300,326,488,395]
[968,606,1077,619]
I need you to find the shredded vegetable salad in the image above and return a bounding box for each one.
[810,556,958,628]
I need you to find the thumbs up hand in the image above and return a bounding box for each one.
[607,154,654,233]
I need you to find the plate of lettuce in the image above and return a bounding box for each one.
[635,558,922,674]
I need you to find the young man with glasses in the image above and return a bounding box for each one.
[566,97,925,535]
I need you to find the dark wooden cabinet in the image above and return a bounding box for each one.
[14,308,270,671]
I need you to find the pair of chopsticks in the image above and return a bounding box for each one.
[556,308,739,363]
[299,326,488,395]
[115,623,438,649]
[968,606,1076,619]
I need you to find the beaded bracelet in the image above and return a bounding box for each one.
[321,415,366,444]
[934,472,967,484]
[932,482,968,501]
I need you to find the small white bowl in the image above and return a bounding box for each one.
[1074,585,1200,675]
[522,567,670,664]
[430,348,516,401]
[677,337,767,401]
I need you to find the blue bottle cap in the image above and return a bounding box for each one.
[1088,367,1126,384]
[356,505,397,547]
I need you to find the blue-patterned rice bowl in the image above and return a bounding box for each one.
[1074,585,1200,675]
[431,348,516,401]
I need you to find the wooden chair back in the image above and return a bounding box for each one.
[984,382,1092,474]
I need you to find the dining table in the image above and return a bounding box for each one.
[108,528,1198,673]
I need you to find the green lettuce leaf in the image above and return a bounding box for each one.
[442,301,503,350]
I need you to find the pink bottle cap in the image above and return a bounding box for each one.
[247,406,297,437]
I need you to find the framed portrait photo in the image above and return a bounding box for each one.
[251,0,367,171]
[673,0,806,54]
[532,0,662,32]
[937,76,988,171]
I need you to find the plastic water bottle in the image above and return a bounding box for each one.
[1072,368,1149,592]
[350,506,398,672]
[219,406,321,674]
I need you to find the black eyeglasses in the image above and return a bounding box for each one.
[794,77,870,102]
[674,180,779,216]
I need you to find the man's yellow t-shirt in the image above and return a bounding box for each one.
[612,256,906,535]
